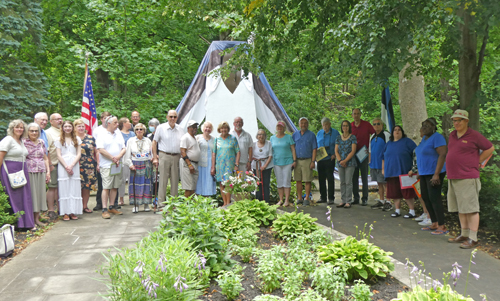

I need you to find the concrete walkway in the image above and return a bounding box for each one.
[283,181,500,301]
[0,196,162,301]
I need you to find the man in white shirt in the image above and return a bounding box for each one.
[92,111,111,211]
[152,110,185,205]
[96,116,125,219]
[45,113,62,220]
[180,120,201,197]
[230,116,253,172]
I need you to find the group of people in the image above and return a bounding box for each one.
[0,108,494,250]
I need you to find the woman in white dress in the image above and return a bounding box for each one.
[55,121,82,221]
[195,121,216,196]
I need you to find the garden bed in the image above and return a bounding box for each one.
[199,227,409,301]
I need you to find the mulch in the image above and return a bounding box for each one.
[199,227,410,301]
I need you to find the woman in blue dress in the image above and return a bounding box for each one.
[211,121,240,206]
[195,121,216,196]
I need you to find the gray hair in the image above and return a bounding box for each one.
[202,121,213,131]
[7,119,28,138]
[256,129,267,139]
[104,116,117,128]
[148,118,160,127]
[34,112,48,120]
[321,117,331,124]
[27,123,41,139]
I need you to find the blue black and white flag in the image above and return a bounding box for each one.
[381,85,395,132]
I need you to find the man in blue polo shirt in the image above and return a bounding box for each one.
[292,117,317,206]
[34,112,49,152]
[316,117,339,205]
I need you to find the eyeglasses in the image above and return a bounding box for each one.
[372,123,381,126]
[452,119,464,123]
[168,116,178,119]
[135,129,144,131]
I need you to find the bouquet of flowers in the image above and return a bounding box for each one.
[221,170,260,195]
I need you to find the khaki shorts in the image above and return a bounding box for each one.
[180,160,199,190]
[294,158,313,182]
[48,165,58,188]
[100,167,122,190]
[447,178,481,213]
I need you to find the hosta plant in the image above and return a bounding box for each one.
[228,198,278,226]
[272,211,319,239]
[221,209,259,235]
[393,284,474,301]
[317,236,394,281]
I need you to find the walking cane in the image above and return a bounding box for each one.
[152,165,159,214]
[256,160,265,201]
[132,170,138,214]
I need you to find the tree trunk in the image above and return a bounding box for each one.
[439,78,456,143]
[458,9,481,131]
[398,64,428,144]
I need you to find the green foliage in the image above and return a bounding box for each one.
[282,264,304,298]
[254,246,287,293]
[221,210,259,235]
[317,236,395,281]
[216,265,245,300]
[228,199,279,226]
[311,262,349,300]
[393,285,474,301]
[348,280,373,301]
[272,211,319,239]
[0,185,24,225]
[253,295,283,301]
[294,289,329,301]
[0,0,52,135]
[100,233,205,300]
[286,238,318,276]
[159,195,231,274]
[228,227,258,262]
[479,167,500,233]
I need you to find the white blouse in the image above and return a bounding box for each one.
[0,136,28,162]
[124,137,153,167]
[196,134,214,167]
[251,140,274,170]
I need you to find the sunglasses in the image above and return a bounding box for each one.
[372,123,381,126]
[168,116,178,119]
[135,128,144,131]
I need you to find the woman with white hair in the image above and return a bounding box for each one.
[195,121,216,196]
[252,129,273,203]
[24,123,51,227]
[0,119,35,229]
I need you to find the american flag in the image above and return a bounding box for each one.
[82,63,98,135]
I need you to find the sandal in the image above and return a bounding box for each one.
[391,212,401,217]
[63,214,70,221]
[69,214,78,220]
[421,226,438,231]
[277,201,283,207]
[283,202,291,207]
[344,203,352,208]
[431,229,450,235]
[336,203,346,208]
[83,208,93,213]
[404,213,416,219]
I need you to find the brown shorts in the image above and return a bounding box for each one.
[447,178,481,213]
[386,177,417,199]
[294,158,313,182]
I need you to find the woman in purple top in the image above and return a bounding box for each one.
[411,118,448,234]
[0,120,35,229]
[382,125,417,218]
[24,123,51,228]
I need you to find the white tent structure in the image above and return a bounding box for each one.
[176,41,297,138]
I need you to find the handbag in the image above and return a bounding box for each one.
[0,224,15,258]
[2,157,27,189]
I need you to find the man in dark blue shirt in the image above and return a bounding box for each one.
[292,117,317,206]
[316,117,339,204]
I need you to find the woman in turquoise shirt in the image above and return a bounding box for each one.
[270,121,296,207]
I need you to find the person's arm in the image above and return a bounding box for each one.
[310,148,317,169]
[235,151,241,170]
[181,147,195,174]
[431,145,447,184]
[124,141,134,170]
[43,153,51,183]
[291,144,297,169]
[479,146,495,163]
[152,140,158,167]
[95,150,100,172]
[246,145,253,171]
[0,151,6,166]
[56,147,72,175]
[115,147,126,164]
[211,151,216,176]
[382,160,385,176]
[71,144,81,168]
[335,144,341,162]
[345,142,357,162]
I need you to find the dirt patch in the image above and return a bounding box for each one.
[199,227,409,301]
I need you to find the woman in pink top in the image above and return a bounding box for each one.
[24,123,51,228]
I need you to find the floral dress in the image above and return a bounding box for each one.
[79,134,97,191]
[212,135,240,182]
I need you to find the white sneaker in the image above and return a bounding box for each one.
[415,213,427,222]
[144,204,151,212]
[132,207,138,213]
[418,218,432,226]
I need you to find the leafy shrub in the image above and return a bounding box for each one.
[282,264,304,298]
[255,245,286,293]
[101,233,206,300]
[348,279,373,301]
[478,169,500,233]
[286,241,318,277]
[295,289,329,301]
[253,295,283,301]
[311,262,348,300]
[239,246,254,263]
[160,195,231,273]
[317,236,394,281]
[228,199,279,226]
[0,184,23,226]
[216,265,245,300]
[393,284,474,301]
[272,211,319,239]
[221,209,259,235]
